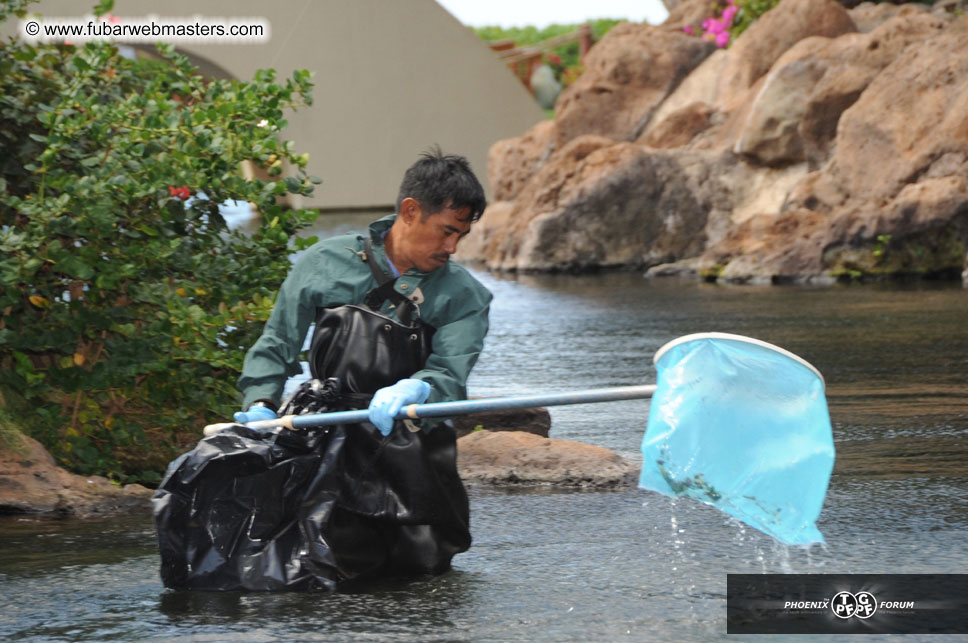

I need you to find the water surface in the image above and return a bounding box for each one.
[1,212,965,641]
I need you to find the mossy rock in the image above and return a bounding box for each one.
[825,224,968,280]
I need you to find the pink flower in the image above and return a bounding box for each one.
[703,18,725,35]
[715,31,730,47]
[683,25,695,35]
[722,5,738,25]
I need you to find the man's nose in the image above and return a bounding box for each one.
[443,235,459,254]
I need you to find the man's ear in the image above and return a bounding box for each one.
[399,197,420,224]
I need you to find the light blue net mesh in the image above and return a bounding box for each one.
[639,333,835,545]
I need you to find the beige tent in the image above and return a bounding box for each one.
[4,0,545,209]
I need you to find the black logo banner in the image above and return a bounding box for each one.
[727,574,968,634]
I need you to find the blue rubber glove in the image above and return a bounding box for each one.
[367,379,431,436]
[233,404,277,424]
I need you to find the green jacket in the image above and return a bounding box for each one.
[238,214,492,409]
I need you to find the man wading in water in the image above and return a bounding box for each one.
[153,149,491,590]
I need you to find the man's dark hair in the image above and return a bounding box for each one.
[396,147,487,222]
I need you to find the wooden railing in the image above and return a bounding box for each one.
[489,24,593,91]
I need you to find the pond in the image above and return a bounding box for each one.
[1,212,966,641]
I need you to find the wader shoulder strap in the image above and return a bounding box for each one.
[362,235,391,284]
[361,236,418,325]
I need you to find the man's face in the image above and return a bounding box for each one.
[394,199,473,273]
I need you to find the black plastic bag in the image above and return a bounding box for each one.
[153,289,468,591]
[152,415,470,591]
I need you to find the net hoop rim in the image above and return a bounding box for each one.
[654,332,825,389]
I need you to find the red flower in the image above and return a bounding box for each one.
[168,186,191,200]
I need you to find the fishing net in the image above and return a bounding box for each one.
[639,333,835,545]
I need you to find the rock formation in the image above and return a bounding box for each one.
[457,430,636,488]
[0,433,152,517]
[458,0,968,283]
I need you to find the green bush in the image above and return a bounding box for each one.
[0,0,319,484]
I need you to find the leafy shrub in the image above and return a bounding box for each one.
[0,0,319,484]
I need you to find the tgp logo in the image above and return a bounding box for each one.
[831,591,877,619]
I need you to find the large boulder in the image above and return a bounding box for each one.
[704,18,968,282]
[648,0,859,158]
[462,138,709,271]
[455,200,514,264]
[0,433,152,517]
[716,0,857,111]
[798,58,880,169]
[734,58,828,165]
[748,8,951,168]
[478,3,968,283]
[641,101,717,150]
[553,23,714,148]
[488,120,556,202]
[487,22,715,205]
[640,49,729,149]
[457,430,636,488]
[821,17,968,205]
[848,0,913,32]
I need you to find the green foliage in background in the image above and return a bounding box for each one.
[0,0,319,484]
[473,19,624,85]
[473,19,623,48]
[729,0,782,42]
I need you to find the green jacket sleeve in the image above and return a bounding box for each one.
[237,248,322,408]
